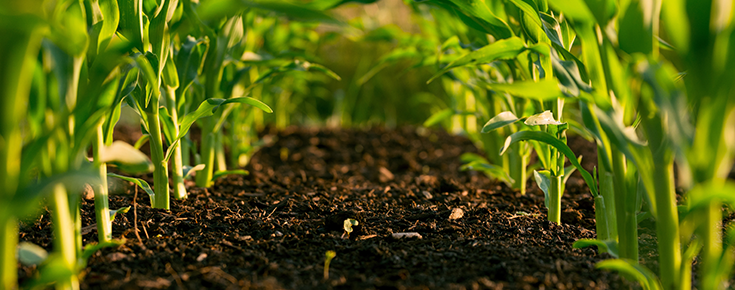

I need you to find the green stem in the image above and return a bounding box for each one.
[653,160,682,290]
[93,123,112,242]
[50,183,80,290]
[166,87,187,200]
[215,131,227,172]
[597,153,618,241]
[548,174,563,224]
[593,195,611,244]
[147,106,170,210]
[612,151,637,261]
[508,143,528,194]
[196,127,215,188]
[699,201,722,290]
[0,212,17,290]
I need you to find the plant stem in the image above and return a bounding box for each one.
[0,212,17,290]
[508,143,528,195]
[612,151,637,261]
[147,105,170,210]
[215,131,227,172]
[50,183,80,290]
[196,120,216,188]
[166,87,187,200]
[699,200,722,290]
[93,123,112,242]
[549,174,563,224]
[653,160,682,290]
[596,153,618,241]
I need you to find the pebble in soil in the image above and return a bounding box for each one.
[18,126,628,289]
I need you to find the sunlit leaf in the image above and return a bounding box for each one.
[100,141,154,174]
[481,111,520,133]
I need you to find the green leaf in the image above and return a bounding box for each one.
[551,49,592,97]
[98,0,121,54]
[107,173,156,205]
[483,79,562,101]
[596,259,662,290]
[17,242,48,266]
[424,108,454,127]
[548,0,595,23]
[100,141,154,174]
[183,164,206,179]
[81,239,126,261]
[481,111,520,133]
[196,0,342,24]
[175,36,205,96]
[427,37,527,84]
[540,13,565,49]
[508,0,542,28]
[162,56,179,88]
[159,106,176,146]
[534,170,553,210]
[118,0,148,53]
[134,134,150,150]
[11,171,100,218]
[212,169,250,181]
[459,158,515,185]
[618,0,655,55]
[23,255,75,290]
[431,0,513,39]
[500,131,598,196]
[110,206,131,220]
[573,239,619,258]
[524,110,563,126]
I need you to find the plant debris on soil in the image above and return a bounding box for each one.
[18,126,632,289]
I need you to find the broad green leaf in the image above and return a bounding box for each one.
[176,97,273,148]
[508,0,542,28]
[17,242,48,266]
[158,106,176,146]
[196,0,342,24]
[431,0,513,39]
[98,0,120,54]
[661,0,689,53]
[183,164,206,179]
[133,53,160,106]
[100,141,154,174]
[573,239,619,258]
[427,37,527,83]
[481,111,520,133]
[681,181,735,221]
[118,0,147,53]
[596,259,662,290]
[524,110,563,126]
[548,0,595,23]
[11,171,99,218]
[24,255,75,290]
[162,56,179,88]
[175,36,205,95]
[551,49,592,97]
[540,13,564,49]
[534,170,553,209]
[107,173,156,204]
[423,108,454,127]
[500,131,598,196]
[212,169,250,181]
[110,207,131,221]
[484,78,562,101]
[618,0,654,55]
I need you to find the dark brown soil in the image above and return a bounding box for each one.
[18,126,629,289]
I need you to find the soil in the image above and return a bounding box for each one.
[17,126,633,289]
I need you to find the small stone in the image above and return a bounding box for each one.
[391,232,422,239]
[196,253,207,262]
[422,191,433,199]
[273,231,283,237]
[448,208,465,220]
[378,167,394,183]
[82,184,95,200]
